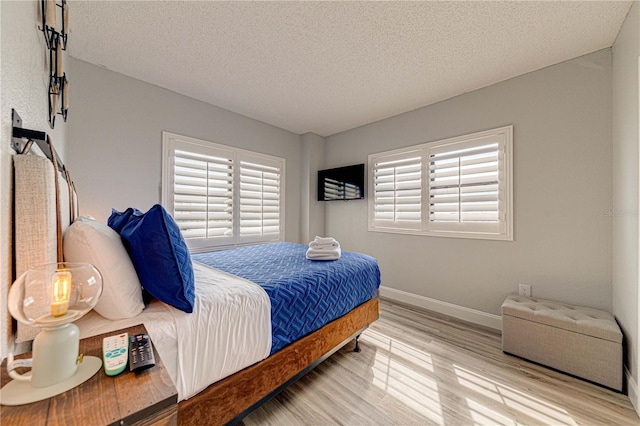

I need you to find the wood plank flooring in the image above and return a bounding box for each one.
[242,299,639,425]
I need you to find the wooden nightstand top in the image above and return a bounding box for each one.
[1,324,178,426]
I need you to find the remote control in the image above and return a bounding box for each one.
[102,332,129,376]
[129,333,156,372]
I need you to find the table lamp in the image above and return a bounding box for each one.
[0,262,103,405]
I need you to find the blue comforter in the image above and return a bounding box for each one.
[192,242,380,354]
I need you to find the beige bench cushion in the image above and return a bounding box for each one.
[502,295,622,343]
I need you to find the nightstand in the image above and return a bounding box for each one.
[0,324,178,425]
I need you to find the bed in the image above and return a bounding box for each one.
[11,146,381,425]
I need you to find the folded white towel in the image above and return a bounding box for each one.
[306,247,341,261]
[309,240,340,249]
[314,236,338,245]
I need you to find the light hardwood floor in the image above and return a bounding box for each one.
[242,299,639,425]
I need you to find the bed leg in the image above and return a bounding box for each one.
[354,335,361,353]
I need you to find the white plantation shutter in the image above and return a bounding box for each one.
[368,126,512,240]
[428,135,505,234]
[238,156,282,242]
[173,149,234,241]
[162,132,285,250]
[371,151,422,230]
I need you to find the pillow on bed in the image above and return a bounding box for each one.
[107,207,141,233]
[63,216,145,320]
[108,205,195,313]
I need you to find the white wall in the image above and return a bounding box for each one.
[325,49,613,321]
[66,58,302,244]
[300,132,326,243]
[0,1,69,359]
[612,0,639,411]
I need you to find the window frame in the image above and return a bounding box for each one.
[368,126,513,241]
[162,132,286,252]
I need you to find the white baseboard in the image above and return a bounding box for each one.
[626,367,640,416]
[379,286,502,331]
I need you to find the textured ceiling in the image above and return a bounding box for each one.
[69,1,632,136]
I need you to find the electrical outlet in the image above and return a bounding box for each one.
[519,284,531,297]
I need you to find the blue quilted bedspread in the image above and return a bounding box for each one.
[192,242,380,354]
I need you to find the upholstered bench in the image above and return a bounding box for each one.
[501,295,623,390]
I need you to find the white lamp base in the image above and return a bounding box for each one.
[0,356,102,406]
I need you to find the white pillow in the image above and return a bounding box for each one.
[63,216,144,320]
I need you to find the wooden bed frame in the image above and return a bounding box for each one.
[178,296,379,425]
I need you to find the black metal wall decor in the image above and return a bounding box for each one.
[39,0,69,129]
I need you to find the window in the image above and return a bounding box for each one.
[371,150,423,230]
[368,126,513,241]
[162,132,285,251]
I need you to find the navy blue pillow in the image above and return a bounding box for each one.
[107,207,141,233]
[108,205,195,313]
